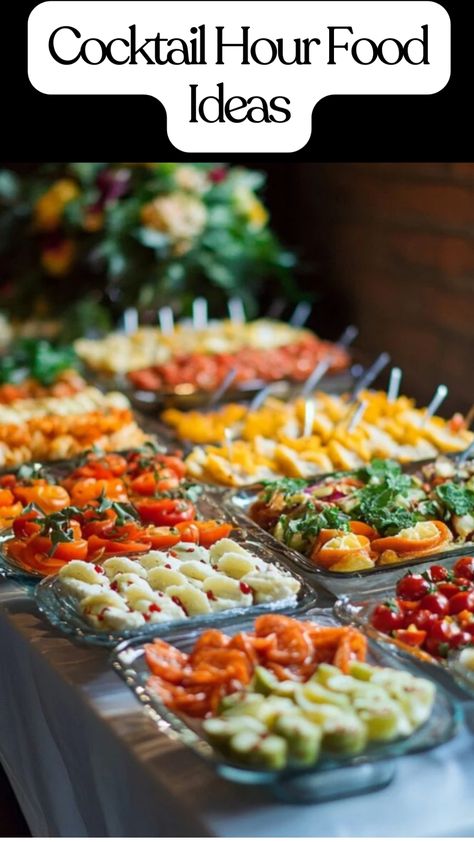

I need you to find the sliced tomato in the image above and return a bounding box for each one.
[12,509,43,538]
[129,472,180,497]
[194,520,233,548]
[13,483,71,514]
[176,521,200,543]
[87,533,152,557]
[70,477,128,505]
[143,526,182,550]
[393,628,427,647]
[135,498,196,527]
[0,489,15,507]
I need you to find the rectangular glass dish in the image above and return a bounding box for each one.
[222,472,474,598]
[33,515,318,646]
[111,608,460,803]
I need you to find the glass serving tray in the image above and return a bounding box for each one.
[333,553,474,696]
[111,608,460,803]
[221,478,474,598]
[89,366,357,414]
[34,524,318,647]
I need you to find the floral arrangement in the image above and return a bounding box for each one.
[0,163,297,338]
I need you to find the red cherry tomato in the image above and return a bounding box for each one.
[371,603,405,633]
[12,509,42,538]
[427,564,450,582]
[453,557,474,581]
[135,498,196,527]
[419,592,450,616]
[448,591,474,615]
[437,582,460,599]
[405,608,437,632]
[396,574,431,600]
[450,630,473,649]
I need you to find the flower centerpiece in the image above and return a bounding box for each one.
[0,163,297,339]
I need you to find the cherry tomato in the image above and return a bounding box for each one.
[404,608,437,633]
[371,603,405,633]
[130,472,180,497]
[12,509,42,538]
[70,477,128,505]
[142,526,182,550]
[453,577,472,590]
[80,513,118,538]
[450,630,473,648]
[427,564,450,582]
[70,453,128,480]
[396,574,431,600]
[453,557,474,581]
[13,483,71,514]
[448,591,474,615]
[135,498,196,527]
[437,582,460,599]
[0,474,16,488]
[419,592,450,615]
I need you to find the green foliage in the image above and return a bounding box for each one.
[0,163,298,335]
[0,339,77,385]
[436,482,474,516]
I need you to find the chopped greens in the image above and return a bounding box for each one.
[0,339,78,386]
[436,482,474,516]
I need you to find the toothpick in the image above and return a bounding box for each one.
[387,367,402,403]
[228,298,245,324]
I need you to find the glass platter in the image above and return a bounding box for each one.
[221,474,474,598]
[333,552,474,696]
[34,523,318,647]
[111,608,461,803]
[88,366,358,414]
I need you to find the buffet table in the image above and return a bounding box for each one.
[1,577,474,838]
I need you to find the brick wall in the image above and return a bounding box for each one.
[270,163,474,415]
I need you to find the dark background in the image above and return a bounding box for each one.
[0,0,470,162]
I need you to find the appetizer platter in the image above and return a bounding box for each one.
[0,445,222,577]
[75,318,353,409]
[112,611,458,800]
[170,390,473,486]
[220,456,474,596]
[335,554,474,694]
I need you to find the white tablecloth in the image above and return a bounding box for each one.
[1,577,474,837]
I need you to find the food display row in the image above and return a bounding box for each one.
[0,326,473,803]
[166,390,473,485]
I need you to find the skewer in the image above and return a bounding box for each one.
[300,324,359,398]
[463,403,474,430]
[351,351,391,400]
[303,399,316,437]
[387,367,402,403]
[192,298,208,330]
[249,382,279,412]
[122,308,138,335]
[224,427,234,460]
[455,439,474,465]
[228,298,245,324]
[422,384,448,427]
[289,302,312,327]
[347,399,368,433]
[208,367,238,409]
[158,306,174,335]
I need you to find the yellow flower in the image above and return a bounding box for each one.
[34,179,80,231]
[233,186,268,230]
[41,239,76,276]
[141,192,207,248]
[82,208,104,232]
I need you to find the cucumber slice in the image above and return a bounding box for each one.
[274,713,322,767]
[254,735,288,770]
[321,712,368,755]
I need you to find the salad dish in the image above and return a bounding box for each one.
[112,612,458,795]
[0,338,82,404]
[335,555,474,690]
[176,391,473,486]
[226,457,474,577]
[0,444,230,577]
[44,537,302,633]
